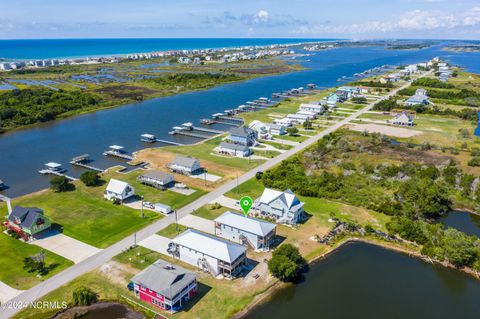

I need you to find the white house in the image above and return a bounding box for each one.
[215,142,251,157]
[268,123,286,136]
[104,179,135,201]
[273,117,293,127]
[299,103,324,114]
[287,113,311,124]
[248,120,271,139]
[169,229,247,277]
[296,110,317,119]
[390,112,414,126]
[254,188,305,225]
[214,211,276,251]
[405,89,430,106]
[167,156,202,175]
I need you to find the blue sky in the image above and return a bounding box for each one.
[1,0,479,39]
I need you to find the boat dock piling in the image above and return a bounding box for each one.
[70,154,105,172]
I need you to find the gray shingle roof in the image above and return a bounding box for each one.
[170,155,199,169]
[132,259,196,299]
[141,171,174,183]
[8,206,44,229]
[229,127,254,138]
[219,142,249,152]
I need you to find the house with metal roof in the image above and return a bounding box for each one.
[214,211,276,251]
[299,102,325,114]
[254,188,305,225]
[4,206,51,240]
[405,88,430,106]
[167,155,202,175]
[104,179,135,202]
[215,142,252,157]
[226,127,257,146]
[138,171,175,189]
[169,229,247,277]
[268,123,286,136]
[390,111,415,126]
[131,259,197,313]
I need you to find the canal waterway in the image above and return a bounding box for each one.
[0,42,479,197]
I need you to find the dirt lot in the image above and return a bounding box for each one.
[347,123,423,138]
[136,148,244,191]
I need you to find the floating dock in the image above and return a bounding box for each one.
[155,139,184,146]
[70,154,104,173]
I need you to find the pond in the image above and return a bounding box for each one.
[244,242,480,319]
[440,211,480,238]
[53,302,143,319]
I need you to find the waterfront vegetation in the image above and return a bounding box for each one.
[0,57,300,132]
[0,233,73,289]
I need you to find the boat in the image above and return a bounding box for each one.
[141,133,156,143]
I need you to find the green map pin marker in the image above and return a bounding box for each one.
[239,196,253,216]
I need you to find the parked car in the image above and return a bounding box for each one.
[142,201,154,209]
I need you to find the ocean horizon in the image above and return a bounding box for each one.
[0,38,336,61]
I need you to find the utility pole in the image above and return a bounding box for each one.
[140,195,144,218]
[174,210,179,234]
[204,168,207,187]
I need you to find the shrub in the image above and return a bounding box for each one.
[468,157,480,167]
[50,176,72,192]
[268,244,304,281]
[80,171,100,186]
[72,286,98,306]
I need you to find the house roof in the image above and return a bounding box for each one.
[268,123,285,130]
[215,211,276,237]
[106,179,130,194]
[8,206,44,228]
[229,127,254,138]
[131,259,196,299]
[258,188,304,211]
[169,155,199,169]
[406,95,429,104]
[219,142,250,152]
[173,229,246,263]
[141,171,174,183]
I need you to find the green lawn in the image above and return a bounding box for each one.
[164,136,265,171]
[113,245,164,270]
[0,233,74,289]
[192,204,233,220]
[253,149,281,158]
[157,223,188,238]
[275,134,309,142]
[104,169,207,209]
[9,184,160,248]
[260,140,293,150]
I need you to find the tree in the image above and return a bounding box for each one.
[50,176,72,192]
[286,127,299,136]
[441,229,477,267]
[268,244,305,281]
[303,119,313,130]
[80,171,100,186]
[23,251,48,276]
[72,286,98,306]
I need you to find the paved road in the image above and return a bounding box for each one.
[0,74,426,319]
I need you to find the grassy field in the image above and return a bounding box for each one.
[157,223,188,238]
[4,183,160,248]
[0,233,74,290]
[113,245,164,270]
[192,204,233,220]
[103,169,207,209]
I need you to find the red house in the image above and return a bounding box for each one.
[131,259,197,313]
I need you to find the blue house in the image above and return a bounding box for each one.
[226,127,257,146]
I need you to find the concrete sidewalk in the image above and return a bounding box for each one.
[32,234,102,264]
[0,281,23,303]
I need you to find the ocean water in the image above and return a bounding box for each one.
[0,38,329,60]
[0,42,479,197]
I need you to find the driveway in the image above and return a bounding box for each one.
[210,195,239,211]
[0,281,23,303]
[138,234,171,255]
[32,234,102,264]
[178,215,215,234]
[189,172,222,182]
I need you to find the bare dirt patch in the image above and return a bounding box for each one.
[136,148,243,191]
[347,123,423,138]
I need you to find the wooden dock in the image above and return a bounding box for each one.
[39,169,79,181]
[192,126,223,134]
[155,139,184,146]
[169,130,210,139]
[103,150,134,161]
[70,155,105,172]
[214,116,244,123]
